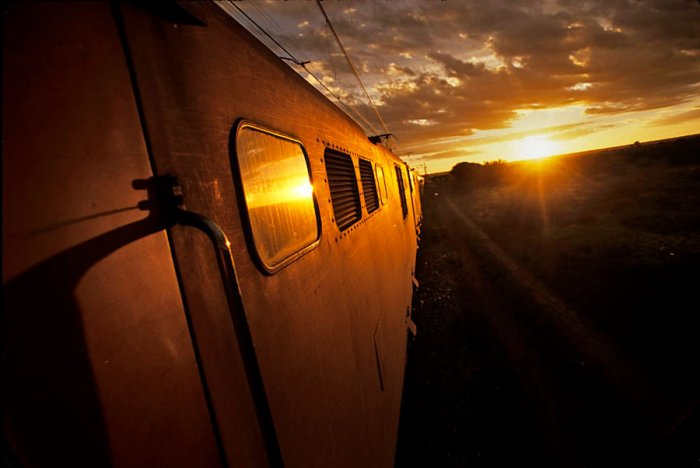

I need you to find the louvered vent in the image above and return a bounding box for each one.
[358,159,379,213]
[325,149,361,230]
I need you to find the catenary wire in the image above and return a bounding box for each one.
[315,0,391,137]
[225,1,380,135]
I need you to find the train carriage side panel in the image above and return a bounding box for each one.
[3,1,420,466]
[119,2,417,466]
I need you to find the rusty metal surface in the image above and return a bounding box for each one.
[2,3,220,466]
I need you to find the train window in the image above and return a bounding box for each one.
[395,165,408,219]
[358,158,379,213]
[375,164,389,205]
[325,149,361,230]
[235,123,320,272]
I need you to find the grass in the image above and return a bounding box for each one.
[447,134,700,393]
[395,134,700,467]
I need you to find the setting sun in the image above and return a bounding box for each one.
[514,135,562,161]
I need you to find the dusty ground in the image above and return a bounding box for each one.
[395,136,700,467]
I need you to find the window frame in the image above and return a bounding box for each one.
[375,163,389,205]
[395,164,409,220]
[232,120,322,274]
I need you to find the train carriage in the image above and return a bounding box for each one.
[2,1,421,467]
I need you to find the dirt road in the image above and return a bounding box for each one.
[395,180,699,467]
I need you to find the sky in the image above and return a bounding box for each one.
[220,0,700,173]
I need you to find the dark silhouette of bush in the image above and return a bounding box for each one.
[450,159,509,189]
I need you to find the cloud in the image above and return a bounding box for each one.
[403,148,481,163]
[651,108,700,127]
[227,0,700,153]
[427,52,486,77]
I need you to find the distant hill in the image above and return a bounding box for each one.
[447,132,700,189]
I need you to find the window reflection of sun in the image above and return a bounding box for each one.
[515,135,562,161]
[292,181,313,198]
[246,179,314,207]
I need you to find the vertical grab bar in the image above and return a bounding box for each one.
[175,209,284,468]
[133,175,283,466]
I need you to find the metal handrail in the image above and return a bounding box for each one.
[175,209,284,468]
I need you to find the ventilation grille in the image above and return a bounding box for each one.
[325,150,361,230]
[359,159,379,213]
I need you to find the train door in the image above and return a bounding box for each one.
[3,3,225,466]
[110,2,280,466]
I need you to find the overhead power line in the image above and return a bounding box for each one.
[225,1,380,135]
[249,0,315,66]
[315,0,391,137]
[227,1,298,63]
[300,64,380,135]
